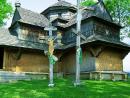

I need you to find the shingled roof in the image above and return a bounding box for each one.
[41,0,76,15]
[0,28,47,50]
[0,28,129,51]
[62,35,130,50]
[61,1,119,28]
[11,7,49,28]
[51,0,76,7]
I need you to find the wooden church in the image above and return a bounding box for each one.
[0,0,130,80]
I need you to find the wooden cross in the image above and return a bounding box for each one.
[44,23,57,37]
[44,22,57,87]
[71,28,86,41]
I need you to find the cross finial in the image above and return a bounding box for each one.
[15,0,21,7]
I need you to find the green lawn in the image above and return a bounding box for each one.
[0,78,130,98]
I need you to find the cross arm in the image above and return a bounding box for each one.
[71,28,86,41]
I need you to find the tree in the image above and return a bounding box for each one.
[81,0,96,6]
[81,0,130,38]
[104,0,130,38]
[0,0,13,27]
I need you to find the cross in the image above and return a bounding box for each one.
[71,28,86,41]
[74,0,94,86]
[44,22,57,87]
[44,23,57,37]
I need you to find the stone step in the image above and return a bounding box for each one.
[0,71,48,82]
[0,71,30,82]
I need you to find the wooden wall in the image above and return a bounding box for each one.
[63,20,93,45]
[93,19,120,41]
[60,48,96,74]
[3,48,49,73]
[20,25,46,43]
[96,48,123,71]
[2,47,124,73]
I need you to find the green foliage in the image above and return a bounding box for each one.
[104,0,130,26]
[128,33,130,37]
[104,0,130,38]
[0,79,130,98]
[0,0,13,27]
[81,0,96,6]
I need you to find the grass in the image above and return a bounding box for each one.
[0,78,130,98]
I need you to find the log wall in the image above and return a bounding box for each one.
[3,47,124,74]
[4,48,49,72]
[19,25,46,43]
[61,48,96,73]
[96,48,123,71]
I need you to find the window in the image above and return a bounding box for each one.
[106,30,109,35]
[69,32,75,38]
[18,28,28,40]
[50,14,58,21]
[62,12,71,19]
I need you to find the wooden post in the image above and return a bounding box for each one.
[112,73,115,81]
[124,74,128,81]
[74,0,82,86]
[99,72,102,80]
[90,72,92,79]
[3,48,6,70]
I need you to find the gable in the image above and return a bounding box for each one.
[11,9,21,26]
[94,1,113,22]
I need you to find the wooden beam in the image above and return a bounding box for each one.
[121,51,129,59]
[12,48,22,60]
[89,46,105,57]
[71,28,86,40]
[3,48,6,70]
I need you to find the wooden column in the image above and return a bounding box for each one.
[3,48,6,70]
[99,72,102,80]
[90,72,92,79]
[112,73,115,81]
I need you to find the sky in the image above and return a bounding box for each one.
[6,0,130,72]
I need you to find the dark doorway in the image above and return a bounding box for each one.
[0,48,4,69]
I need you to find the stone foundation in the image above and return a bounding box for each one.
[65,71,128,81]
[0,71,128,82]
[0,71,48,82]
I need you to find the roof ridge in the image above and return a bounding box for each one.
[51,0,76,7]
[17,7,44,16]
[14,7,49,27]
[41,0,76,14]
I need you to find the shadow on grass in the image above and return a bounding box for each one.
[0,78,130,98]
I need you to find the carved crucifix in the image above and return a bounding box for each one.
[44,23,57,87]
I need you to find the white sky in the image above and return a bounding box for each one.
[6,0,130,72]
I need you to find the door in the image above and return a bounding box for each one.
[0,48,4,69]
